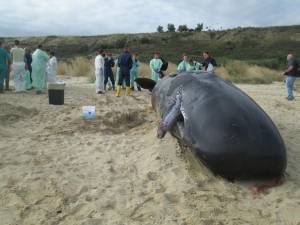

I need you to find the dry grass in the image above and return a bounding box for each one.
[57,57,178,82]
[57,57,94,82]
[216,60,282,84]
[138,62,177,78]
[57,57,281,84]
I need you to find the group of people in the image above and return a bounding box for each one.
[0,40,57,94]
[95,48,217,97]
[95,48,140,96]
[1,41,298,102]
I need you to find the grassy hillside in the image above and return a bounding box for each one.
[1,25,300,69]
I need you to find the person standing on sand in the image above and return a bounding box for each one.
[0,42,8,93]
[10,40,26,92]
[130,53,141,91]
[95,49,105,94]
[104,53,115,91]
[4,46,12,90]
[115,48,133,97]
[31,45,50,94]
[25,48,33,83]
[47,51,58,83]
[150,52,163,82]
[283,54,299,101]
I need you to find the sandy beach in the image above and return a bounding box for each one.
[0,76,299,225]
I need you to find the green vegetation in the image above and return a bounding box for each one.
[195,23,204,32]
[157,25,164,33]
[167,24,176,32]
[2,25,299,83]
[177,25,189,32]
[56,56,281,85]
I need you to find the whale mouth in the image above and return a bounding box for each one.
[171,114,185,140]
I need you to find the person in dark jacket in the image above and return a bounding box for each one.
[115,48,133,97]
[283,53,299,101]
[25,48,33,82]
[202,51,217,72]
[104,53,115,91]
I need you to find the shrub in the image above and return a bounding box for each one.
[157,25,164,33]
[195,23,204,32]
[167,24,176,32]
[177,25,189,32]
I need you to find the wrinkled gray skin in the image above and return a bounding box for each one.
[152,72,287,179]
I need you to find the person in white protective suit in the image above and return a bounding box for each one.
[47,51,57,83]
[95,49,105,94]
[10,40,26,92]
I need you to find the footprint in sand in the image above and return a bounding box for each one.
[147,171,158,181]
[164,193,180,203]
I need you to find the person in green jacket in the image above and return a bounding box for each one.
[150,52,163,81]
[130,53,140,91]
[0,42,8,93]
[31,45,49,94]
[114,58,125,88]
[177,54,189,72]
[187,58,201,72]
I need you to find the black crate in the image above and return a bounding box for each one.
[48,89,64,105]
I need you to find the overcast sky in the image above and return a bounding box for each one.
[0,0,299,36]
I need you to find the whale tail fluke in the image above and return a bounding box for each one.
[135,78,156,92]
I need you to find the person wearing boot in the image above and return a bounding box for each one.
[104,52,115,91]
[115,48,133,97]
[130,53,141,91]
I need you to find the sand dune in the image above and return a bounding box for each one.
[0,76,299,225]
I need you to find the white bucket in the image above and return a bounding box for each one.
[82,106,96,120]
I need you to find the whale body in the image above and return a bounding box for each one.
[136,72,287,179]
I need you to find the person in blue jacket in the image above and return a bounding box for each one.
[116,48,133,97]
[0,42,8,93]
[104,53,115,91]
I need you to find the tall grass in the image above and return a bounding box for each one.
[216,60,282,84]
[57,57,94,81]
[57,57,281,84]
[57,57,178,82]
[138,62,177,78]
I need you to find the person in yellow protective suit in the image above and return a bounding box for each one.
[10,40,26,92]
[31,45,49,94]
[177,54,189,72]
[150,52,163,82]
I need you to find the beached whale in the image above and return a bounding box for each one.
[136,72,287,179]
